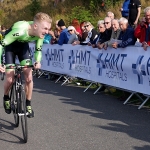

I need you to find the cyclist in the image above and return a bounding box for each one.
[0,12,52,118]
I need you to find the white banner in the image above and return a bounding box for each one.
[29,43,150,95]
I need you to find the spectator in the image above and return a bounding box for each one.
[107,11,115,20]
[67,26,80,44]
[83,21,98,45]
[120,0,130,19]
[91,20,106,48]
[1,25,7,36]
[73,21,98,45]
[57,19,70,45]
[128,0,141,28]
[50,20,61,44]
[112,17,136,49]
[134,7,150,50]
[43,29,53,44]
[104,19,121,49]
[97,17,112,49]
[54,0,62,6]
[100,0,105,11]
[79,21,88,43]
[71,18,82,35]
[55,20,61,34]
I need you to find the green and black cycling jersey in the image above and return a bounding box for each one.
[0,21,44,64]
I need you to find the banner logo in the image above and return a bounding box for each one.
[132,55,146,84]
[45,48,64,68]
[68,49,91,74]
[96,53,127,81]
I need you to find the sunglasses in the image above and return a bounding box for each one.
[68,30,73,32]
[104,22,110,24]
[84,25,90,28]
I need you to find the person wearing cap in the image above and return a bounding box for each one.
[56,19,70,45]
[67,26,80,44]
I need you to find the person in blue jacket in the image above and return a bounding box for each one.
[112,17,136,48]
[120,0,130,19]
[57,19,70,45]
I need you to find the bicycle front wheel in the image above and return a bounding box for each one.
[19,86,28,143]
[10,83,19,127]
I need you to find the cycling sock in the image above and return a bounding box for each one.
[4,95,9,100]
[26,99,31,106]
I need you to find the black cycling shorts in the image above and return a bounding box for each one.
[4,41,31,65]
[3,28,32,65]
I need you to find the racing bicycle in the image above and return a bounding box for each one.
[1,64,34,143]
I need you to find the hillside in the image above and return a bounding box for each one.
[0,0,149,28]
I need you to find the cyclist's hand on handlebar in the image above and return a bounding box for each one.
[34,62,41,69]
[0,64,5,72]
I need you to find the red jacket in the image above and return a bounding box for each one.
[134,23,150,46]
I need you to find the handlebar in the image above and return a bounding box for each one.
[1,65,35,81]
[5,65,34,70]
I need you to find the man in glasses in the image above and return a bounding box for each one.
[104,19,121,50]
[97,17,112,49]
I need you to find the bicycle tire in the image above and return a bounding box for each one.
[19,86,28,143]
[10,83,19,127]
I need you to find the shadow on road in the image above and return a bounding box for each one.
[33,77,150,149]
[134,145,150,150]
[0,118,25,144]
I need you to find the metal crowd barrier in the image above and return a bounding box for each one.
[34,69,150,110]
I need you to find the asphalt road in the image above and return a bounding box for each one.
[0,76,150,150]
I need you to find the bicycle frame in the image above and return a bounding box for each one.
[8,64,33,143]
[13,66,28,116]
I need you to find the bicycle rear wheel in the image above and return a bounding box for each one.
[10,84,19,127]
[19,86,28,143]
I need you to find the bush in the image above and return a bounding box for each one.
[30,0,41,16]
[68,6,94,25]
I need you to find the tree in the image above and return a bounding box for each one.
[30,0,41,17]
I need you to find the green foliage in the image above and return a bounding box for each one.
[0,10,4,24]
[69,6,94,24]
[89,0,122,10]
[89,0,96,13]
[89,0,102,13]
[29,0,41,17]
